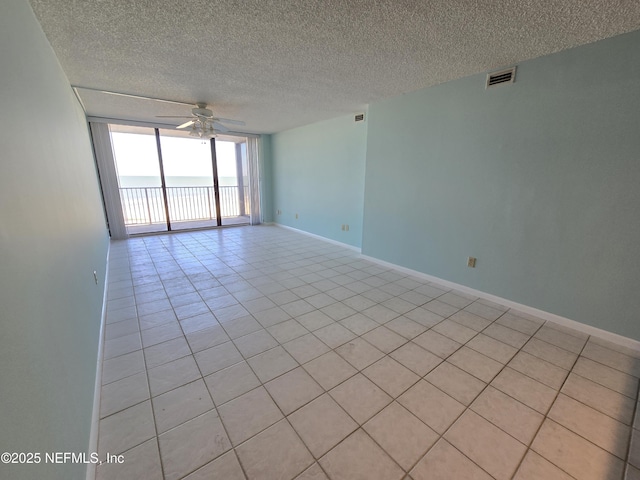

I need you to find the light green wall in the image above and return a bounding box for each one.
[271,114,367,247]
[0,1,109,479]
[259,134,274,223]
[362,29,640,339]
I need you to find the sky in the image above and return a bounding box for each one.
[111,130,242,178]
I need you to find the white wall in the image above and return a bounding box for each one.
[0,1,109,478]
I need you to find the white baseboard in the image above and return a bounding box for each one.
[358,253,640,352]
[86,244,110,480]
[274,223,362,253]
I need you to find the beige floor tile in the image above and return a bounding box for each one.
[548,393,630,458]
[144,337,191,368]
[152,379,214,434]
[218,386,283,446]
[297,310,334,331]
[267,319,309,344]
[531,419,625,480]
[364,402,438,470]
[389,342,442,376]
[105,318,140,341]
[264,367,324,415]
[289,393,358,458]
[183,451,245,480]
[445,410,527,480]
[247,346,298,383]
[513,450,574,480]
[397,380,465,434]
[104,332,142,360]
[233,328,279,358]
[148,355,201,397]
[339,313,380,336]
[448,346,503,382]
[362,304,401,323]
[281,299,316,317]
[573,356,639,398]
[471,386,544,445]
[628,465,640,480]
[562,373,635,425]
[252,306,290,328]
[220,315,263,339]
[362,325,408,353]
[98,401,156,458]
[508,351,569,389]
[491,367,557,414]
[236,419,313,480]
[100,371,150,418]
[466,333,518,364]
[464,301,504,321]
[321,302,357,320]
[410,439,493,480]
[534,326,586,354]
[180,312,219,335]
[319,429,404,480]
[335,338,385,370]
[204,361,261,406]
[496,312,543,335]
[283,333,331,364]
[159,410,231,480]
[403,306,444,328]
[363,356,420,398]
[303,351,357,390]
[185,324,230,353]
[385,316,428,339]
[449,310,493,332]
[295,463,329,480]
[329,373,392,424]
[413,330,461,358]
[423,299,459,317]
[582,342,640,377]
[96,438,162,480]
[630,429,640,468]
[313,322,357,349]
[141,321,183,348]
[432,319,477,344]
[522,337,578,370]
[102,350,146,385]
[483,323,530,348]
[194,340,243,376]
[426,362,486,405]
[438,292,475,308]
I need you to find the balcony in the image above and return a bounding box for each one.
[119,185,250,234]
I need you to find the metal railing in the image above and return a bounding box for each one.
[119,186,250,225]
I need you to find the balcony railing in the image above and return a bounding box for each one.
[119,186,250,226]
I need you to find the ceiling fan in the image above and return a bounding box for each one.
[156,103,245,138]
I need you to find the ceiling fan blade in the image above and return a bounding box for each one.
[212,122,229,133]
[155,115,194,118]
[177,120,195,129]
[213,117,245,126]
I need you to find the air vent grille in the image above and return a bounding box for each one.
[486,67,516,88]
[355,113,365,122]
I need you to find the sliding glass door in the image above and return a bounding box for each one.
[108,124,251,234]
[159,129,218,231]
[110,125,168,234]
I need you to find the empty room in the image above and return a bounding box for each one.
[2,0,640,479]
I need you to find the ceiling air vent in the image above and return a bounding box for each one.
[355,113,365,122]
[486,67,516,88]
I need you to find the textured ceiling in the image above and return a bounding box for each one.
[29,0,640,134]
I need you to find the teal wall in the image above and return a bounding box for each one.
[271,114,367,247]
[362,29,640,339]
[0,1,109,478]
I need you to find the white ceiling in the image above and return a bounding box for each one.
[29,0,640,134]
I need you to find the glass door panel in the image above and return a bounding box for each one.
[159,129,218,231]
[216,136,250,226]
[109,124,168,234]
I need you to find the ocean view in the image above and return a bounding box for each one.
[118,175,241,188]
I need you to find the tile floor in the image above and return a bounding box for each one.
[96,225,640,480]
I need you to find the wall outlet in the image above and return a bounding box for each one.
[276,209,281,215]
[467,257,477,268]
[93,270,98,284]
[345,224,349,232]
[295,213,298,219]
[341,224,345,231]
